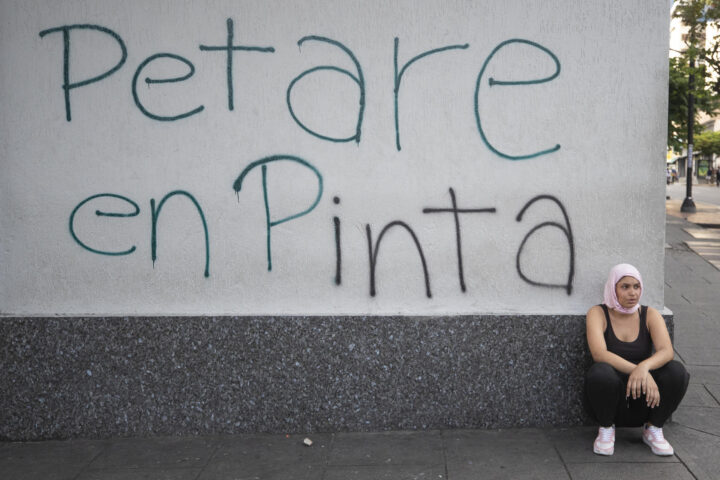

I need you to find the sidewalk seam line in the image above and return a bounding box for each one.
[677,405,720,410]
[673,450,700,480]
[320,432,335,480]
[551,443,572,479]
[565,461,681,465]
[71,441,107,480]
[674,348,686,364]
[674,423,720,439]
[192,436,220,480]
[440,429,449,480]
[704,385,720,406]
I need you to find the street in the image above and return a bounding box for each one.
[667,181,720,207]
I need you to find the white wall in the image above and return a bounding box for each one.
[0,0,669,315]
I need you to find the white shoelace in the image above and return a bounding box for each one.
[647,425,665,441]
[598,427,614,441]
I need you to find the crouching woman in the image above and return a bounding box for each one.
[585,264,689,456]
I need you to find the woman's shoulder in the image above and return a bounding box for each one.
[586,304,606,322]
[644,305,664,323]
[586,304,607,332]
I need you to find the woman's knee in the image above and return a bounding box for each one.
[654,360,690,390]
[586,362,621,390]
[587,362,616,377]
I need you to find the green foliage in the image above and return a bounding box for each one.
[694,129,720,155]
[668,57,718,151]
[669,1,720,150]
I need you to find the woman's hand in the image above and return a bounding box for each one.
[626,364,661,407]
[645,373,660,408]
[626,364,650,400]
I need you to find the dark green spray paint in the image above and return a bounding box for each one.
[39,24,127,122]
[474,38,561,160]
[69,191,210,277]
[39,24,560,160]
[69,193,139,256]
[393,38,469,151]
[233,155,323,271]
[151,191,211,278]
[286,36,365,143]
[199,18,275,111]
[132,53,205,121]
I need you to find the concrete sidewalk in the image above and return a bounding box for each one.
[1,213,719,480]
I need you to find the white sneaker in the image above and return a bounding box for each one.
[643,425,674,456]
[593,426,615,455]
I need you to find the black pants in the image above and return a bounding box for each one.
[584,360,690,428]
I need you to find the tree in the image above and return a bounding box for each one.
[694,129,720,155]
[668,57,717,151]
[669,0,720,151]
[674,0,720,83]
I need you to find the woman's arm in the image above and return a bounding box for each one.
[639,307,675,371]
[626,307,674,405]
[586,305,638,374]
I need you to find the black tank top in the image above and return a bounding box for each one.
[600,304,652,364]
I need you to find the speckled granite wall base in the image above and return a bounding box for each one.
[0,315,673,440]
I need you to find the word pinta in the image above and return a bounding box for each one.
[40,19,561,161]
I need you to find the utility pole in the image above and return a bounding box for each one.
[682,17,699,213]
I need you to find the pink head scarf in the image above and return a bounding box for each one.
[603,263,643,314]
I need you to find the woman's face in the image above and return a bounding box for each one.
[615,275,641,309]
